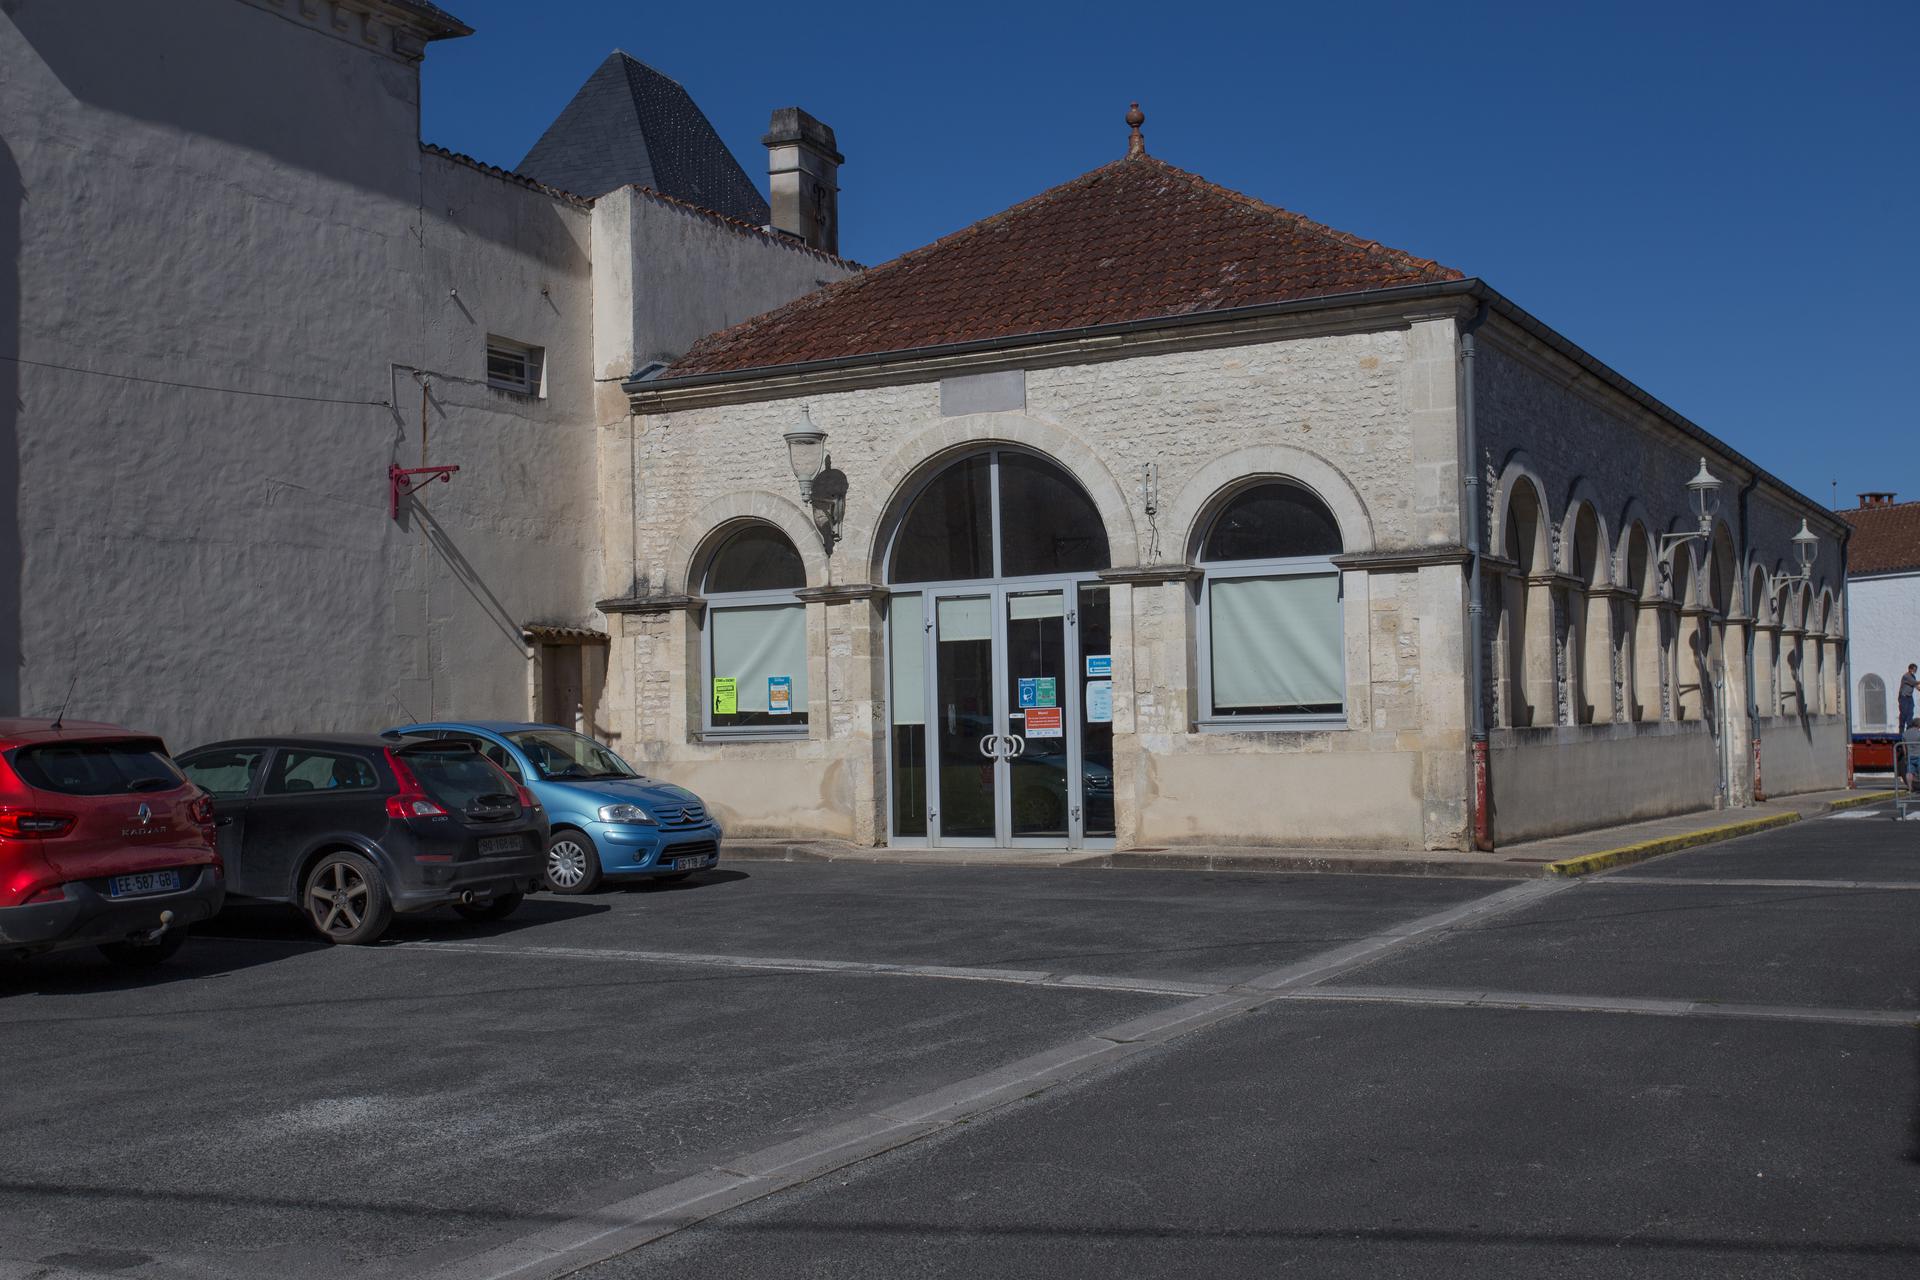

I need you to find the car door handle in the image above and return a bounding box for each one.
[215,816,235,827]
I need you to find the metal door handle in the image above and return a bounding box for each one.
[978,734,1000,759]
[1005,735,1026,758]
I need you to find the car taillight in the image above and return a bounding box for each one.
[382,749,448,819]
[386,794,448,819]
[21,887,64,905]
[189,793,216,825]
[515,785,537,810]
[0,809,75,839]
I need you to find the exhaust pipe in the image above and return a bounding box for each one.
[459,891,477,905]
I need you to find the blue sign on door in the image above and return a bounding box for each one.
[1018,677,1039,708]
[1085,654,1112,677]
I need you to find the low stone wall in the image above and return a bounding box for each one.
[1756,715,1849,797]
[1131,746,1429,849]
[1489,720,1720,845]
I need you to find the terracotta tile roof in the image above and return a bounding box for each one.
[1839,501,1920,576]
[666,152,1463,378]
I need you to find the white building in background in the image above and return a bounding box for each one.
[0,0,851,748]
[1838,493,1920,739]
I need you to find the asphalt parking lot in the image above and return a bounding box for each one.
[3,809,1916,1280]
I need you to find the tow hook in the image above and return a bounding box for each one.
[137,910,176,945]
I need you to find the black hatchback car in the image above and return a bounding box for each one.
[174,735,546,944]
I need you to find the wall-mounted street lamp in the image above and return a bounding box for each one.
[783,406,844,554]
[1779,518,1820,588]
[1658,457,1724,592]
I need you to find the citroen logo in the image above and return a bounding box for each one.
[135,803,152,826]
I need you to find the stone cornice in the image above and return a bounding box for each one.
[597,593,704,616]
[796,583,890,604]
[1586,586,1639,602]
[1525,572,1586,591]
[1098,563,1204,585]
[628,290,1477,413]
[243,0,471,64]
[1332,545,1471,571]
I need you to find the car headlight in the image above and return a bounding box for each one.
[598,803,655,824]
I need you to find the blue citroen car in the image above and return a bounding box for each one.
[384,723,721,894]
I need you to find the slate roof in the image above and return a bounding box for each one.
[516,51,769,221]
[1839,501,1920,576]
[666,151,1462,378]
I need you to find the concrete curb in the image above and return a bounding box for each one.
[1546,813,1802,877]
[1825,790,1895,813]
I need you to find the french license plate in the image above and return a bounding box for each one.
[673,853,714,871]
[109,870,180,898]
[478,836,524,855]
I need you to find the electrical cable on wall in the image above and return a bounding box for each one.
[1,353,392,407]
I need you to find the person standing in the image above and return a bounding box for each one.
[1900,664,1918,733]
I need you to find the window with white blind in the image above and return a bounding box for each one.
[700,524,809,735]
[1195,481,1347,727]
[486,336,545,396]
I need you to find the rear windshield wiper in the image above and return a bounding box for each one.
[126,777,176,792]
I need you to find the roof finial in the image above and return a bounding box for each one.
[1125,102,1146,157]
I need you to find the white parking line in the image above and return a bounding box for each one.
[1603,875,1920,890]
[1291,984,1918,1028]
[386,939,1226,999]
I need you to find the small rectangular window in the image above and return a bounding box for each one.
[486,336,545,396]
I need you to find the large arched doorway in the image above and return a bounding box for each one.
[884,449,1113,848]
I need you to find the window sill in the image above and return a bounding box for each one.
[1196,715,1347,734]
[696,728,811,743]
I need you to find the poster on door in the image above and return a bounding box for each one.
[1024,706,1064,738]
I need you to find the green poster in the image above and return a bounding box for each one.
[713,677,737,715]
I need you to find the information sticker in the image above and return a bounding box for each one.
[1085,680,1113,724]
[1024,706,1064,738]
[1018,677,1039,708]
[712,677,737,716]
[1085,654,1112,678]
[1035,677,1057,708]
[768,675,792,715]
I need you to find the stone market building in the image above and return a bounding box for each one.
[605,111,1850,851]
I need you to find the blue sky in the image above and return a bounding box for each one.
[422,1,1916,511]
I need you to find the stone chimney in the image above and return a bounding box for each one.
[763,107,843,255]
[1859,491,1898,507]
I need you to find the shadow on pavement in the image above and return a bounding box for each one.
[619,869,751,895]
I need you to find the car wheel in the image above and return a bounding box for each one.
[98,929,188,968]
[453,892,524,923]
[544,831,602,894]
[303,851,393,944]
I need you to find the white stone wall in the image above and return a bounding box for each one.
[0,0,839,753]
[1845,574,1916,733]
[613,317,1474,849]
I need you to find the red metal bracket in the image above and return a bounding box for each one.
[389,464,460,519]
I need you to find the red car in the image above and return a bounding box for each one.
[0,718,224,966]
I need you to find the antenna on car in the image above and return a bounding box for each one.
[49,674,77,731]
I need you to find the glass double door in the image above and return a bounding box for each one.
[913,583,1113,848]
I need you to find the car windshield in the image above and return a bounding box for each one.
[404,748,518,811]
[506,731,639,782]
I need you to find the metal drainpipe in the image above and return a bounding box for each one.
[1840,525,1854,788]
[1460,302,1493,851]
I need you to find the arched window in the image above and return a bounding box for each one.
[888,450,1109,584]
[701,524,808,734]
[1859,674,1887,730]
[1196,481,1345,724]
